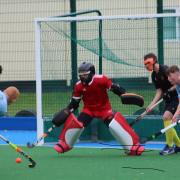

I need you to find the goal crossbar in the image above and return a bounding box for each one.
[35,13,180,23]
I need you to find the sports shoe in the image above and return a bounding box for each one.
[174,146,180,153]
[128,144,145,156]
[159,144,175,155]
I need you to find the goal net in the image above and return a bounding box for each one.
[35,13,180,143]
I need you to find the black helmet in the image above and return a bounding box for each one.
[78,62,95,84]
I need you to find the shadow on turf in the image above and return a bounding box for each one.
[122,166,165,172]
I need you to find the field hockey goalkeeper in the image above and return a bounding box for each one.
[52,61,145,156]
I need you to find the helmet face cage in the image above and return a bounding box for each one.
[78,62,95,84]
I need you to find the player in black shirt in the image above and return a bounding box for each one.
[144,53,180,155]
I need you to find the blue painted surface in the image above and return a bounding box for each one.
[0,130,36,145]
[0,117,36,130]
[0,130,165,150]
[74,141,165,150]
[46,140,165,150]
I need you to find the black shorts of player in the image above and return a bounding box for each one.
[164,98,179,115]
[77,112,115,127]
[77,112,93,127]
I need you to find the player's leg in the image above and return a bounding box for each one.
[169,103,180,153]
[54,113,84,153]
[105,112,144,156]
[160,102,180,155]
[161,111,175,155]
[77,111,94,127]
[54,112,93,153]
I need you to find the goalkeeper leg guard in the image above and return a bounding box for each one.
[54,113,84,153]
[108,112,144,156]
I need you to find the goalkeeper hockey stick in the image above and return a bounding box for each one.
[129,98,163,126]
[27,124,56,148]
[0,134,36,168]
[140,119,180,144]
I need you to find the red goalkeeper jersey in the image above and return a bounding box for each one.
[73,74,112,111]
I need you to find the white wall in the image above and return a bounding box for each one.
[0,0,180,81]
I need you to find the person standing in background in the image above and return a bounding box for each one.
[144,53,180,155]
[167,65,180,123]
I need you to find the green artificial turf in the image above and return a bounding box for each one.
[1,146,180,180]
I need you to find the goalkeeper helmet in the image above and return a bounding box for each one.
[78,62,95,84]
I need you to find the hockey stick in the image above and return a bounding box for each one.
[0,134,36,168]
[140,119,180,144]
[129,98,163,126]
[27,108,74,149]
[27,124,56,148]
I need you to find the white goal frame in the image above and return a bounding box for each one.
[35,12,180,145]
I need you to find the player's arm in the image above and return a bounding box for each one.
[52,97,81,127]
[110,83,144,107]
[67,97,81,111]
[147,88,162,112]
[172,98,180,122]
[0,91,8,116]
[168,85,177,92]
[101,75,126,96]
[110,83,126,96]
[52,84,81,127]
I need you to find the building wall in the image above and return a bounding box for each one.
[0,0,69,81]
[0,0,180,81]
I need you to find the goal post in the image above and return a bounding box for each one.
[35,12,180,144]
[35,20,44,145]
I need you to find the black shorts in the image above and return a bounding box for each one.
[78,111,115,127]
[164,100,178,115]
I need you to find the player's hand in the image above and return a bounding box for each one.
[172,115,178,123]
[146,106,153,113]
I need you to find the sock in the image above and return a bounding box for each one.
[164,120,174,147]
[173,130,180,147]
